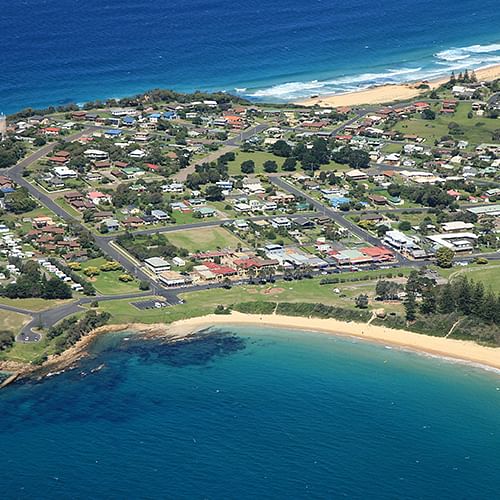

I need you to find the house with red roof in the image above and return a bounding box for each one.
[204,261,237,278]
[87,191,112,206]
[359,246,395,262]
[42,127,61,136]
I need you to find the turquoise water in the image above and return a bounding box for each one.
[1,326,499,498]
[1,0,500,112]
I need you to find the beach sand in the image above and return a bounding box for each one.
[295,64,500,108]
[170,312,500,371]
[2,312,499,385]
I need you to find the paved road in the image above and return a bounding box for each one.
[269,176,412,265]
[11,290,155,343]
[8,129,161,289]
[175,122,270,181]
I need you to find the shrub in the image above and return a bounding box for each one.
[118,274,133,282]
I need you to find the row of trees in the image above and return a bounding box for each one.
[403,272,500,325]
[387,183,457,209]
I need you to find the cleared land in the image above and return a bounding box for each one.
[0,310,31,333]
[437,263,500,293]
[0,297,73,312]
[166,226,243,252]
[392,103,498,146]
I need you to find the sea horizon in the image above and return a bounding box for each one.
[1,0,500,113]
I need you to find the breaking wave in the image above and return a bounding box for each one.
[242,42,500,101]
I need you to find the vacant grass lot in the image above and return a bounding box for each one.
[393,102,498,146]
[0,297,73,311]
[0,310,30,334]
[166,227,243,252]
[227,150,353,175]
[227,151,286,175]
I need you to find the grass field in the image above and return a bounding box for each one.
[227,150,353,175]
[436,263,500,293]
[0,337,49,364]
[0,310,30,334]
[94,269,410,325]
[0,297,73,311]
[227,151,286,175]
[76,257,140,295]
[165,227,243,252]
[392,102,498,146]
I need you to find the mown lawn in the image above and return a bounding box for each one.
[436,263,500,293]
[75,257,140,295]
[0,297,73,312]
[165,227,243,252]
[94,269,410,324]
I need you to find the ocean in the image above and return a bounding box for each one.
[1,326,499,499]
[1,0,500,113]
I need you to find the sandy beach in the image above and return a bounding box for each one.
[296,64,500,108]
[2,312,499,386]
[169,312,500,371]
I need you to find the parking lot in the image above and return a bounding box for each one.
[131,299,169,310]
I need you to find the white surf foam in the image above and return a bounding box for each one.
[243,41,500,101]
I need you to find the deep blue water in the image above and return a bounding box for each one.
[1,0,500,112]
[1,326,499,499]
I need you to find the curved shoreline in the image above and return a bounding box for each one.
[295,64,500,107]
[168,313,500,372]
[2,312,499,384]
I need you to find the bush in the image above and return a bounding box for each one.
[214,304,232,315]
[139,280,150,291]
[232,302,277,314]
[100,261,122,272]
[118,274,133,282]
